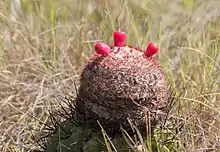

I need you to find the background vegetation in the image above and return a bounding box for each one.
[0,0,219,151]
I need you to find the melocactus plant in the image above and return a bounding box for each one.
[75,30,171,134]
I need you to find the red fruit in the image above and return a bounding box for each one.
[113,30,126,47]
[94,43,111,56]
[144,42,159,57]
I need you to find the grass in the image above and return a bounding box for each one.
[0,0,219,151]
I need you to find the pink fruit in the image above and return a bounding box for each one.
[144,42,159,57]
[113,30,126,47]
[94,43,111,56]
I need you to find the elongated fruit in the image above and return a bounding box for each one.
[113,30,126,47]
[94,42,111,56]
[145,42,159,57]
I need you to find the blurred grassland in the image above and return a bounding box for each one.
[0,0,219,151]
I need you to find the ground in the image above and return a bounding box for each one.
[0,0,219,151]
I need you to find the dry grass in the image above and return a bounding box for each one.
[0,0,219,151]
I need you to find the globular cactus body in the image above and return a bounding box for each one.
[75,31,170,135]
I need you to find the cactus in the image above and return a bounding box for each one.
[75,30,171,135]
[36,30,172,152]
